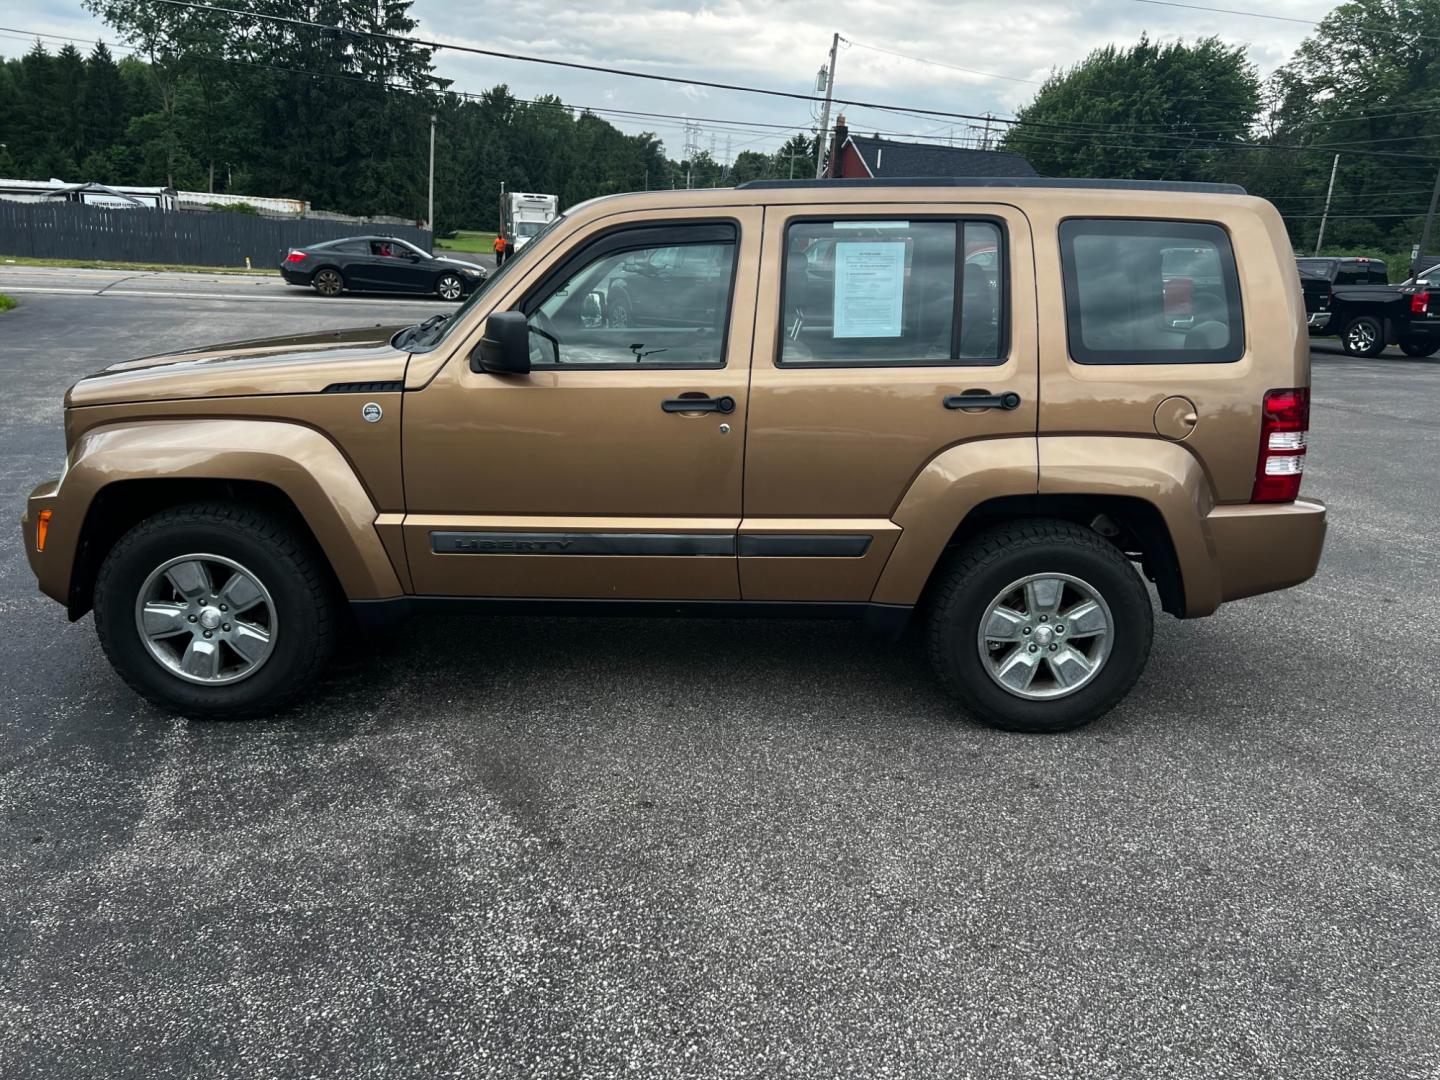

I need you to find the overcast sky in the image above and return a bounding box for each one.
[2,1,1338,161]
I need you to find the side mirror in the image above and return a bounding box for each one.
[471,311,532,375]
[580,291,605,328]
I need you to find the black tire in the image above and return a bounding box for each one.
[607,291,633,328]
[93,503,337,719]
[926,520,1154,733]
[1341,314,1386,357]
[312,267,344,298]
[435,272,464,301]
[1399,339,1439,358]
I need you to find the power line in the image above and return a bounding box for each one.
[19,6,1440,166]
[0,24,808,152]
[1126,0,1440,46]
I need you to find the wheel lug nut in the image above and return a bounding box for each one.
[219,604,228,612]
[1022,627,1031,635]
[222,624,230,632]
[1055,625,1064,633]
[1049,644,1058,651]
[1039,615,1048,622]
[1028,644,1038,653]
[187,615,197,623]
[203,631,213,639]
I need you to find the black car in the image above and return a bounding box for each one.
[280,236,486,300]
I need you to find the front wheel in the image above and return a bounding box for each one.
[1399,338,1439,358]
[93,503,337,719]
[312,268,344,298]
[927,520,1154,732]
[435,272,464,301]
[1341,314,1386,357]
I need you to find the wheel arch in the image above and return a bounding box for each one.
[872,435,1218,618]
[36,420,404,619]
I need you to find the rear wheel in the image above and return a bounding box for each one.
[312,268,343,298]
[93,503,337,719]
[1341,314,1386,357]
[1399,338,1439,358]
[927,520,1154,732]
[435,272,463,301]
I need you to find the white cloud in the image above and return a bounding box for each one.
[2,0,1332,159]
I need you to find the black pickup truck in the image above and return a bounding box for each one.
[1298,256,1439,357]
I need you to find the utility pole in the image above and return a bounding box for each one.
[981,114,993,151]
[1314,153,1340,256]
[815,33,840,178]
[1417,161,1440,275]
[427,113,437,235]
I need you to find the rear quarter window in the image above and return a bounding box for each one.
[1059,219,1244,365]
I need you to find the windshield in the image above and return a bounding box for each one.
[401,213,566,352]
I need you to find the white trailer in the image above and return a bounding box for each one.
[503,191,559,251]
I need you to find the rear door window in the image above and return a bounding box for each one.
[1059,219,1244,365]
[778,218,1005,366]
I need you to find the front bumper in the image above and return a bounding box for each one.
[1206,498,1327,605]
[22,477,66,607]
[1307,311,1333,330]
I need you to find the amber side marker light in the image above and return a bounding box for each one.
[36,509,52,552]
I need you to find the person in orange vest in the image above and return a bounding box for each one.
[492,231,508,268]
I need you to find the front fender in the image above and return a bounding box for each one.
[28,419,404,608]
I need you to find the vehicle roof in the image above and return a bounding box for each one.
[565,177,1257,220]
[310,234,411,246]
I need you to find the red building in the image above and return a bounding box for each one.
[826,115,1037,180]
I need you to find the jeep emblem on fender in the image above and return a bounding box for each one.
[361,402,383,423]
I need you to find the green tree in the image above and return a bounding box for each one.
[1002,36,1260,183]
[1262,0,1440,255]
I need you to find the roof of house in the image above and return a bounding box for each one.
[844,135,1038,179]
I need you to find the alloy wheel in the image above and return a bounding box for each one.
[1346,321,1377,352]
[977,573,1114,700]
[133,554,277,685]
[314,269,342,297]
[437,274,463,301]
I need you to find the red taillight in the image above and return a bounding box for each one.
[1411,291,1429,316]
[285,250,307,263]
[1252,387,1310,503]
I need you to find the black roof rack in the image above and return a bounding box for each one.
[735,177,1247,195]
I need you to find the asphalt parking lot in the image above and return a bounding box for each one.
[1,282,1438,1079]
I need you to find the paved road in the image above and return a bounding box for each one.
[1,288,1438,1079]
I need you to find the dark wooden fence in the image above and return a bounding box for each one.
[0,201,433,268]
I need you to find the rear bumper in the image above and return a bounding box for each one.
[1205,498,1327,606]
[1403,318,1440,343]
[1307,311,1333,330]
[280,267,313,286]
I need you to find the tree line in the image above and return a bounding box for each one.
[1,0,1436,258]
[1001,0,1440,260]
[0,0,816,234]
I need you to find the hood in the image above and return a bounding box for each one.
[433,254,486,273]
[66,324,411,408]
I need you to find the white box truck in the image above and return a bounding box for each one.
[502,191,559,251]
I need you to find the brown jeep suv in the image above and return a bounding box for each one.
[20,178,1326,731]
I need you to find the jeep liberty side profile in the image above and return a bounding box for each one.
[21,178,1327,732]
